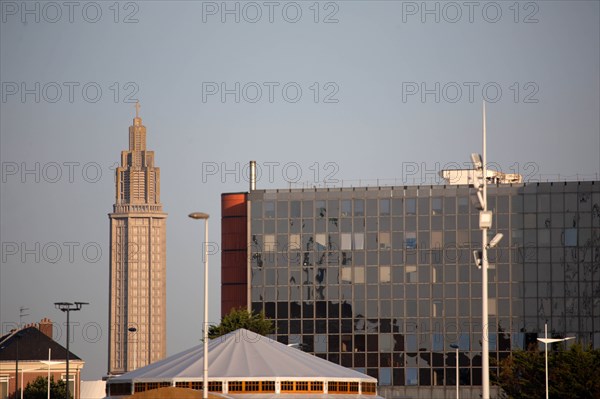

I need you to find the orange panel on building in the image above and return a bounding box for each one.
[221,193,248,317]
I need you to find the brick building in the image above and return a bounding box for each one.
[0,318,84,399]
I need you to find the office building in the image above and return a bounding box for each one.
[221,162,599,398]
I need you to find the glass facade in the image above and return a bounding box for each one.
[245,182,600,397]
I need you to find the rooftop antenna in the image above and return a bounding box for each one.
[19,306,30,326]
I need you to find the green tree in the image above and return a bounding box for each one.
[550,343,600,399]
[492,345,545,399]
[493,343,600,399]
[23,376,70,399]
[208,307,275,339]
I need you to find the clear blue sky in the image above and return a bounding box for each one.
[1,1,599,379]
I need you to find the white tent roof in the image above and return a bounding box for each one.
[80,380,106,399]
[109,329,376,383]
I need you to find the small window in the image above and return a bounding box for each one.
[431,231,442,248]
[328,381,339,392]
[342,200,352,216]
[354,267,365,284]
[310,381,323,392]
[262,381,275,392]
[338,382,349,392]
[296,381,309,391]
[281,381,294,392]
[354,199,365,216]
[228,382,242,392]
[380,199,391,216]
[264,201,275,218]
[245,381,260,392]
[405,232,417,249]
[341,267,352,283]
[432,198,443,214]
[406,265,417,283]
[208,381,222,392]
[316,234,327,250]
[315,334,328,352]
[290,201,301,217]
[289,234,300,250]
[406,368,418,385]
[406,198,416,215]
[458,197,469,214]
[341,233,352,250]
[0,377,8,399]
[354,233,365,250]
[62,374,75,395]
[565,228,577,246]
[379,232,391,249]
[264,234,276,252]
[134,383,147,393]
[432,332,444,351]
[362,382,376,393]
[379,368,391,386]
[316,201,327,218]
[380,266,391,283]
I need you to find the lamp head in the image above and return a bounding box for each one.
[472,250,482,269]
[488,233,504,249]
[189,212,210,220]
[479,211,493,229]
[471,153,483,170]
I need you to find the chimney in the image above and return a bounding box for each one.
[249,160,256,191]
[38,318,53,339]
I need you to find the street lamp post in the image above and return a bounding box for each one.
[55,302,88,399]
[39,348,65,399]
[471,102,503,399]
[537,323,575,399]
[128,327,137,371]
[450,344,460,399]
[14,332,21,399]
[189,212,210,399]
[480,101,491,399]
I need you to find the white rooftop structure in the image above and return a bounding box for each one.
[106,329,380,398]
[440,169,523,185]
[81,380,107,399]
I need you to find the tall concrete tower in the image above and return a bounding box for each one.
[108,103,167,375]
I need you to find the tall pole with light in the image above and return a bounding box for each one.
[55,302,88,399]
[537,323,575,399]
[470,102,503,399]
[40,348,65,399]
[128,327,137,371]
[188,212,210,399]
[14,332,20,399]
[450,343,460,399]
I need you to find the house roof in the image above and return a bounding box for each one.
[109,329,376,383]
[0,327,81,361]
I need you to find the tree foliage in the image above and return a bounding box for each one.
[493,343,600,399]
[23,376,70,399]
[207,307,275,339]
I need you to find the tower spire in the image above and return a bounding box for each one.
[109,110,167,376]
